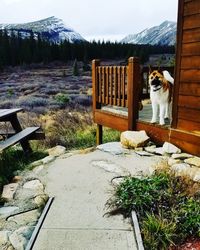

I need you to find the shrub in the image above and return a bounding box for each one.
[142,213,176,250]
[54,93,70,107]
[107,171,200,249]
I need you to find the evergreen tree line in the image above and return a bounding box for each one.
[0,29,175,68]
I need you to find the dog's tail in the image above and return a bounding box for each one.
[163,70,174,84]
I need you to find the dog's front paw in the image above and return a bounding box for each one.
[159,119,165,125]
[151,119,157,124]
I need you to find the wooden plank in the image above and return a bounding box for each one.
[106,67,109,104]
[94,110,128,131]
[183,28,200,43]
[184,0,200,16]
[182,42,200,56]
[122,66,125,107]
[113,66,117,106]
[179,82,200,96]
[178,95,200,109]
[181,55,200,69]
[0,130,45,140]
[98,67,102,103]
[128,57,140,130]
[109,67,113,105]
[178,107,200,122]
[0,108,23,121]
[171,0,184,129]
[177,119,200,131]
[92,60,101,114]
[180,69,200,82]
[117,67,121,106]
[183,14,200,30]
[136,120,169,145]
[0,127,40,151]
[102,67,105,104]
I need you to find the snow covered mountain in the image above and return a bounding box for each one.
[0,16,86,43]
[121,21,177,46]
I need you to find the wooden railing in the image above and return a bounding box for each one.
[95,65,128,107]
[92,57,140,144]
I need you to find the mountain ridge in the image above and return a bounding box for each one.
[0,16,86,44]
[121,21,177,46]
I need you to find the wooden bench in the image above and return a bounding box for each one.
[0,109,45,153]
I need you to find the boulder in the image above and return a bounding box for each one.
[9,226,32,250]
[34,194,48,208]
[184,157,200,167]
[162,142,181,154]
[171,163,191,176]
[1,183,19,201]
[47,145,66,157]
[0,230,11,246]
[23,179,44,192]
[120,130,149,149]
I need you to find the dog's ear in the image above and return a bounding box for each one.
[148,65,152,73]
[157,68,163,75]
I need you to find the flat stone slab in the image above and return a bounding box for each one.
[91,160,126,175]
[33,229,137,250]
[97,142,129,155]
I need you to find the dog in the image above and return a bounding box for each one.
[148,68,174,125]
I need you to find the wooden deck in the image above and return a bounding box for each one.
[92,56,200,156]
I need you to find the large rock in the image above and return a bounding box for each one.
[171,163,191,176]
[0,230,11,245]
[34,194,48,208]
[184,157,200,167]
[23,179,44,192]
[162,142,181,154]
[47,145,66,157]
[120,130,149,149]
[9,226,32,250]
[1,183,19,201]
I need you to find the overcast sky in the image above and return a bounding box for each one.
[1,0,178,42]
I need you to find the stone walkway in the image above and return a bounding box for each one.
[32,144,161,250]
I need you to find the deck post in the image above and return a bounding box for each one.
[92,59,103,145]
[127,57,140,130]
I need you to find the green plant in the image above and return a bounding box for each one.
[107,172,170,217]
[142,212,176,250]
[54,93,70,107]
[175,197,200,240]
[107,170,200,249]
[0,148,47,190]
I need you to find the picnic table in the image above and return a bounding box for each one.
[0,108,44,153]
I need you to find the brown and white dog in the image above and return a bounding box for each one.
[149,69,174,125]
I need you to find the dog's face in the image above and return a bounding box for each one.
[149,70,169,91]
[149,70,164,88]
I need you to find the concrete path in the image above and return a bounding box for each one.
[33,145,161,250]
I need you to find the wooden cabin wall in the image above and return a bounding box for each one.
[172,0,200,133]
